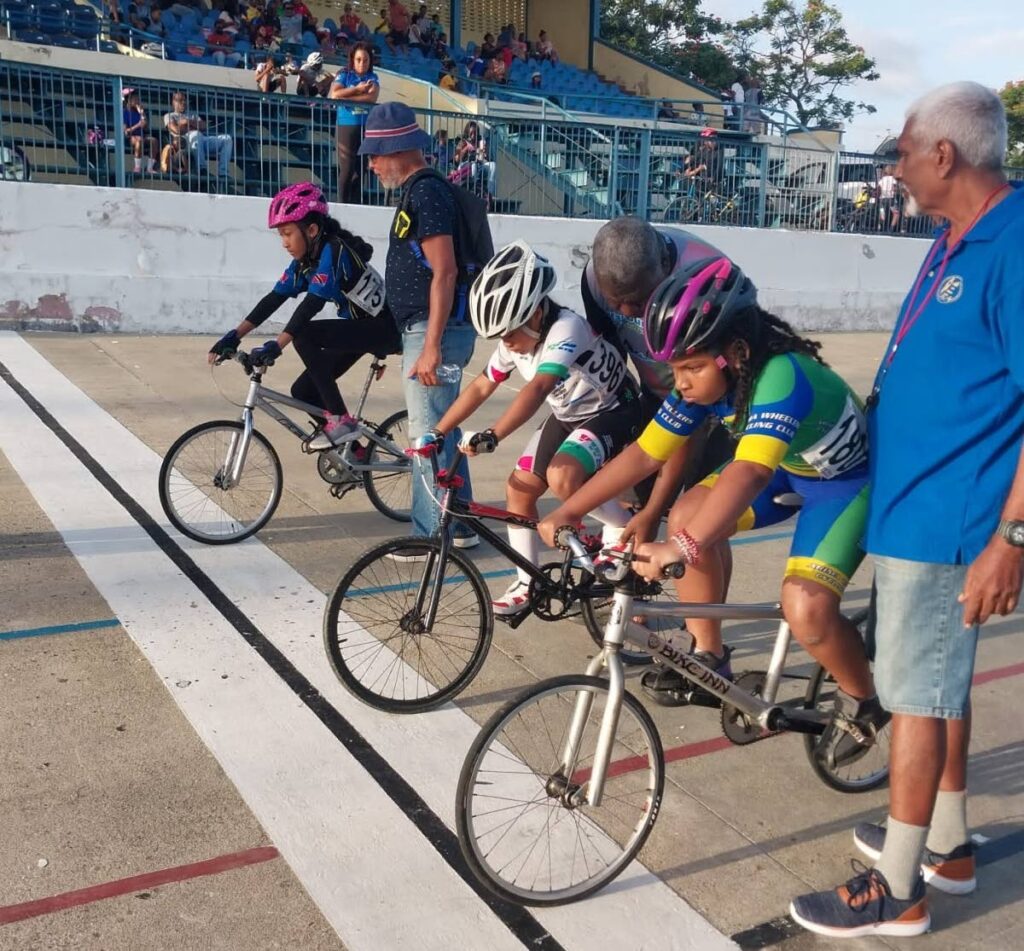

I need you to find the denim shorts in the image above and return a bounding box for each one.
[869,555,980,719]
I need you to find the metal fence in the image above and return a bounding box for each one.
[6,57,1005,238]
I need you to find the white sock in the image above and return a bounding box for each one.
[927,789,968,854]
[133,158,142,172]
[875,817,928,899]
[145,157,155,172]
[507,525,539,585]
[591,499,630,529]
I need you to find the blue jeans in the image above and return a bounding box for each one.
[402,321,476,537]
[190,131,233,177]
[869,555,980,719]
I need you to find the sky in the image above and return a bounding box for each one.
[707,0,1021,152]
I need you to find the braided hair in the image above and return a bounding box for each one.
[723,305,825,429]
[298,211,374,269]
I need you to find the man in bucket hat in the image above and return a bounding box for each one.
[359,102,479,549]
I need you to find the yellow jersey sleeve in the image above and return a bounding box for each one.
[635,392,708,462]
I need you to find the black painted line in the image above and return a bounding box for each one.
[0,360,563,951]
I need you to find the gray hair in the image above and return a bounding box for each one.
[591,216,670,302]
[906,81,1007,170]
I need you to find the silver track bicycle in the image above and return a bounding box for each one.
[159,350,412,543]
[455,529,889,906]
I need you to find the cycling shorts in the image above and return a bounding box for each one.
[698,465,869,598]
[517,400,642,481]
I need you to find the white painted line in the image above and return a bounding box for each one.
[0,333,735,950]
[0,349,527,951]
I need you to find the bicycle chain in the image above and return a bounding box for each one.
[720,671,777,746]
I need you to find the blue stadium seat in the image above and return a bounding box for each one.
[35,2,67,33]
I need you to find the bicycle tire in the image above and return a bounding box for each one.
[159,420,282,544]
[457,674,664,906]
[579,588,663,667]
[323,537,492,713]
[363,409,413,523]
[802,608,890,793]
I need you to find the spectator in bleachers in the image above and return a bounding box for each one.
[533,29,558,64]
[330,41,380,202]
[497,23,514,48]
[529,70,542,91]
[466,53,486,82]
[122,90,157,174]
[658,100,680,119]
[484,54,507,85]
[128,0,151,31]
[385,0,410,54]
[429,12,443,38]
[430,128,453,173]
[408,14,428,54]
[253,22,281,51]
[478,32,498,60]
[279,0,303,43]
[164,91,234,188]
[684,128,725,197]
[216,0,242,33]
[207,20,243,66]
[512,32,529,61]
[337,3,366,42]
[147,7,167,37]
[431,31,449,60]
[297,51,333,97]
[255,55,288,93]
[373,6,388,33]
[438,58,459,93]
[450,119,495,203]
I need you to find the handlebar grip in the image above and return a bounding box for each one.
[663,562,686,580]
[468,429,499,454]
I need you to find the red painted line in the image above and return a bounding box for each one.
[0,846,279,926]
[575,656,1024,784]
[973,660,1024,686]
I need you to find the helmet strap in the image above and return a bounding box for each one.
[519,324,541,340]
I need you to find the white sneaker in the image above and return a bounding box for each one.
[492,580,531,617]
[384,547,430,564]
[309,414,360,451]
[453,529,480,549]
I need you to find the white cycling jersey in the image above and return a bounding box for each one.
[484,307,636,424]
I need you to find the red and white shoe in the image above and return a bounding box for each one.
[492,580,531,617]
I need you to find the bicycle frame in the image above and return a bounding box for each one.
[551,537,828,808]
[219,353,408,486]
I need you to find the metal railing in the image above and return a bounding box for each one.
[8,58,1000,238]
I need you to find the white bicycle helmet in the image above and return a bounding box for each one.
[304,51,324,70]
[470,240,557,339]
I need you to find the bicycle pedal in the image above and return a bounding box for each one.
[495,608,531,630]
[329,481,359,500]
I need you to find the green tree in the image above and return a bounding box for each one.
[998,81,1024,167]
[599,0,738,90]
[727,0,879,127]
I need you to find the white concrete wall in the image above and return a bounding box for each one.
[0,183,925,334]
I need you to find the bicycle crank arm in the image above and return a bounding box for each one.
[768,710,827,736]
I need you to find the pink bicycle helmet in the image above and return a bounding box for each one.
[700,127,717,138]
[643,256,757,361]
[268,182,329,228]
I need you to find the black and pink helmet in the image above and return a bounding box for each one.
[643,256,757,361]
[268,182,328,228]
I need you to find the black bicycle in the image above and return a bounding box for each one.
[322,441,680,713]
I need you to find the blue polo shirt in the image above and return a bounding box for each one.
[332,69,379,126]
[865,183,1024,564]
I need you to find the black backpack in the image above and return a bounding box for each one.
[395,167,494,287]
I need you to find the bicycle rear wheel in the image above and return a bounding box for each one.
[363,409,412,522]
[456,675,664,906]
[802,608,890,792]
[323,537,492,713]
[159,420,282,544]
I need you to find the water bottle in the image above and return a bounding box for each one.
[435,363,463,385]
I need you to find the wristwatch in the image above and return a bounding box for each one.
[997,519,1024,548]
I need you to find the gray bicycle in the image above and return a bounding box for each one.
[159,350,411,544]
[456,529,889,906]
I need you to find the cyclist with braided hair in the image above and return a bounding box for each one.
[423,240,643,617]
[541,256,887,767]
[208,182,399,451]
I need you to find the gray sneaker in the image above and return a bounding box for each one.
[816,691,891,769]
[309,414,360,451]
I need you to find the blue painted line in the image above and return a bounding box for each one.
[0,618,121,642]
[346,533,794,598]
[732,531,794,547]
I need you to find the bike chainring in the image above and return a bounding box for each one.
[720,671,772,746]
[529,562,587,622]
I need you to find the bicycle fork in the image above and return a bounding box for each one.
[560,598,629,808]
[218,406,255,489]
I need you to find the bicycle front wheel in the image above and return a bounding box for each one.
[323,537,492,712]
[456,675,664,906]
[802,608,890,793]
[363,409,412,522]
[159,420,282,544]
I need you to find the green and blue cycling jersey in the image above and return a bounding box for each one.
[637,351,870,597]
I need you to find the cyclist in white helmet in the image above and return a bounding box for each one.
[423,240,643,616]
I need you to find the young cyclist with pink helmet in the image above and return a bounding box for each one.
[541,255,886,768]
[208,182,399,450]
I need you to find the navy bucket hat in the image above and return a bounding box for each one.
[358,102,432,156]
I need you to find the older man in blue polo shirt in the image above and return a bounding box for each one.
[791,81,1024,938]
